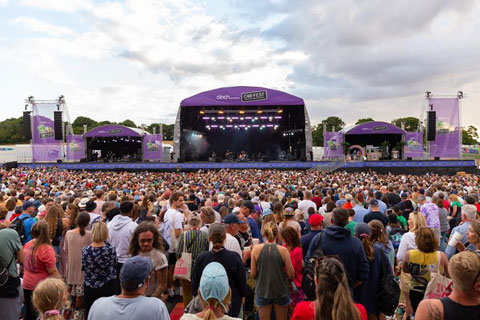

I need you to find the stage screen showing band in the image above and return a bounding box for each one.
[86,136,142,162]
[179,106,306,162]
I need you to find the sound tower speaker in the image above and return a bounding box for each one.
[262,156,270,162]
[54,111,63,140]
[4,161,18,170]
[407,157,412,161]
[427,111,436,141]
[23,111,32,140]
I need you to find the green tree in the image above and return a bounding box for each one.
[312,117,345,146]
[145,123,174,140]
[72,116,98,134]
[462,126,479,145]
[391,117,421,132]
[355,118,374,125]
[119,119,137,128]
[97,120,113,126]
[0,117,29,144]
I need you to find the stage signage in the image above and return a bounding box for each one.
[109,129,123,134]
[373,125,387,131]
[241,90,267,102]
[66,135,85,161]
[143,134,163,161]
[32,103,62,162]
[404,132,423,158]
[429,98,460,158]
[323,132,344,159]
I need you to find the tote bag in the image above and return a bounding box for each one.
[174,232,192,281]
[424,252,451,299]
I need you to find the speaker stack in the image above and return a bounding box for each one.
[427,111,436,141]
[54,111,63,141]
[23,111,32,140]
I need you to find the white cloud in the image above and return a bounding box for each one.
[11,17,74,36]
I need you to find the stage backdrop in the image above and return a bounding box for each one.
[143,134,163,161]
[323,132,344,159]
[429,98,461,159]
[66,135,85,162]
[404,132,423,158]
[32,103,62,162]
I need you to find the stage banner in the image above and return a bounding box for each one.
[66,135,85,161]
[429,98,461,158]
[323,132,344,159]
[143,134,163,161]
[404,132,423,158]
[32,103,62,162]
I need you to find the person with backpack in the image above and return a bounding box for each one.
[369,220,396,269]
[10,201,36,245]
[387,213,406,253]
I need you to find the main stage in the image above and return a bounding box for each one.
[18,160,476,174]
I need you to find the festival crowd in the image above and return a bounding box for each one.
[0,167,480,320]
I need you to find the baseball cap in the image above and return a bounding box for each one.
[375,191,382,199]
[199,262,229,311]
[241,200,255,212]
[261,208,273,218]
[85,201,97,212]
[308,214,324,227]
[22,201,35,211]
[308,213,323,227]
[354,222,371,238]
[370,199,379,206]
[120,256,153,290]
[400,193,408,199]
[208,223,226,238]
[284,207,295,216]
[223,214,244,225]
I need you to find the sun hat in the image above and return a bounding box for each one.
[199,262,230,311]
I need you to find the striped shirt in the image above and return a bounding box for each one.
[176,229,209,267]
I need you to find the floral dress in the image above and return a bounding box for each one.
[81,243,117,289]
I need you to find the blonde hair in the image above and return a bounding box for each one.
[262,221,278,242]
[46,205,63,240]
[199,288,232,320]
[410,211,427,232]
[33,278,69,320]
[449,251,480,291]
[91,221,108,243]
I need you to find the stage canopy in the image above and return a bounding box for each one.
[83,124,144,138]
[174,86,312,162]
[345,121,406,135]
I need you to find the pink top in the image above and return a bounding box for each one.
[22,240,56,290]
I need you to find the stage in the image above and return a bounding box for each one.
[17,160,476,174]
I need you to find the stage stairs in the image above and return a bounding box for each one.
[308,155,346,173]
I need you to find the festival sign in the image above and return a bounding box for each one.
[404,132,423,158]
[429,98,461,158]
[66,135,85,161]
[323,132,344,159]
[143,134,163,161]
[32,103,62,162]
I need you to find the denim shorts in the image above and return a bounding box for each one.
[256,295,291,307]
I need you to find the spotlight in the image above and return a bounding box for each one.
[200,110,205,114]
[257,110,263,114]
[202,117,210,120]
[239,110,245,114]
[219,110,224,114]
[278,109,283,113]
[457,91,464,99]
[28,96,34,102]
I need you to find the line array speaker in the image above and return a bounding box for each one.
[23,111,32,140]
[427,111,436,141]
[54,111,63,141]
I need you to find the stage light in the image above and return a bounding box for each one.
[240,117,244,120]
[278,109,283,113]
[232,117,239,120]
[251,119,255,122]
[267,125,274,127]
[458,91,464,99]
[211,125,218,128]
[200,111,205,114]
[239,110,245,114]
[202,117,210,120]
[260,127,264,130]
[260,116,267,120]
[234,125,238,128]
[274,116,282,119]
[257,110,263,114]
[239,125,246,128]
[219,110,224,114]
[229,119,233,122]
[252,125,259,128]
[226,125,233,128]
[198,134,203,138]
[254,117,258,120]
[218,117,225,120]
[206,126,211,129]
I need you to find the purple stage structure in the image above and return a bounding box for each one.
[66,135,85,161]
[324,132,344,159]
[32,104,62,162]
[143,134,163,161]
[428,98,461,159]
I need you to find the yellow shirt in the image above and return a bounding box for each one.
[408,249,442,290]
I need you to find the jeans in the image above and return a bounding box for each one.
[440,231,448,252]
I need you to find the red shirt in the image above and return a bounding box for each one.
[289,247,303,288]
[311,196,322,209]
[22,240,57,290]
[291,301,367,320]
[9,213,21,222]
[442,200,450,211]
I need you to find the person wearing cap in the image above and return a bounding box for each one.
[88,256,169,320]
[367,191,387,214]
[301,214,323,258]
[210,214,243,258]
[278,207,301,241]
[363,199,388,227]
[192,223,246,318]
[182,262,240,320]
[85,200,101,230]
[240,200,262,242]
[11,201,36,244]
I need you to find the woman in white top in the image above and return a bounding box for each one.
[396,210,427,319]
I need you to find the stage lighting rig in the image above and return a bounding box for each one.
[425,91,431,99]
[457,91,463,99]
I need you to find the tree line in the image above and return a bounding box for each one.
[0,115,478,146]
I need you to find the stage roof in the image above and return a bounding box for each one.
[345,121,406,135]
[83,124,144,138]
[180,86,304,107]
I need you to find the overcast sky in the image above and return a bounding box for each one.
[1,0,479,127]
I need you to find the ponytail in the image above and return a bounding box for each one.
[204,298,219,320]
[361,236,374,261]
[262,221,277,242]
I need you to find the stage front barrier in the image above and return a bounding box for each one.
[404,132,423,159]
[428,98,461,159]
[66,135,85,162]
[32,103,62,162]
[323,132,344,159]
[143,134,163,162]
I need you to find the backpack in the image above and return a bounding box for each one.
[388,227,405,251]
[377,250,400,316]
[9,215,30,244]
[302,232,324,301]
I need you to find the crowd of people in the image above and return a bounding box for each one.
[0,167,480,320]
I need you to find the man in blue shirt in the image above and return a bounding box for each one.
[446,204,477,259]
[352,198,369,223]
[367,191,387,214]
[301,214,323,258]
[12,201,36,244]
[240,200,262,241]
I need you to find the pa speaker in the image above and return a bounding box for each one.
[427,111,436,141]
[3,161,18,170]
[57,159,63,164]
[262,156,270,162]
[23,111,32,140]
[54,111,63,141]
[407,157,412,161]
[434,157,440,161]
